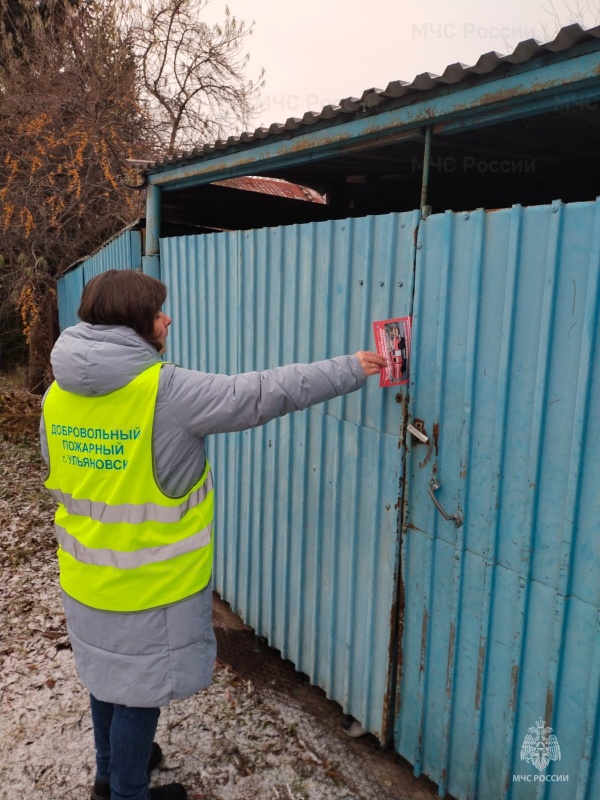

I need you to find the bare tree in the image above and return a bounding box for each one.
[0,0,153,390]
[0,0,262,389]
[540,0,600,39]
[130,0,263,157]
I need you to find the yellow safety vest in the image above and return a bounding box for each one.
[43,363,214,612]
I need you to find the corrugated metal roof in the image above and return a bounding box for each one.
[147,23,600,172]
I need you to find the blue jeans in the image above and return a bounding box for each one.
[90,694,160,800]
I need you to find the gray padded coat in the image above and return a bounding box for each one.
[40,323,366,707]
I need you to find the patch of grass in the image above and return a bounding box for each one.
[290,777,309,798]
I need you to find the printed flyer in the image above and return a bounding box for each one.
[372,316,412,388]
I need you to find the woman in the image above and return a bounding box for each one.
[40,269,385,800]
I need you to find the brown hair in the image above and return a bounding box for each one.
[78,269,167,342]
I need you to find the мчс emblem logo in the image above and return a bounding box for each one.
[520,719,561,772]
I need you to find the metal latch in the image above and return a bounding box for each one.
[407,420,429,444]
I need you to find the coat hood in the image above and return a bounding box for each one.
[51,323,161,396]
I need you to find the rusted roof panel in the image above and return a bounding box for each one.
[147,24,600,172]
[215,176,326,203]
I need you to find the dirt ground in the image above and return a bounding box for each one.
[0,390,440,800]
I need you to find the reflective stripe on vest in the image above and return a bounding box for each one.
[47,470,214,524]
[54,521,212,569]
[43,362,214,612]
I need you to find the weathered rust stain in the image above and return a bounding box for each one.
[420,610,429,674]
[405,521,427,534]
[418,421,432,468]
[418,446,432,469]
[510,664,520,711]
[381,478,405,742]
[383,584,401,737]
[338,127,419,155]
[432,422,439,457]
[474,638,486,711]
[503,769,512,797]
[446,623,456,697]
[398,393,409,450]
[433,75,590,138]
[397,482,410,515]
[392,551,407,720]
[545,685,554,729]
[476,76,570,109]
[384,455,410,739]
[286,118,402,157]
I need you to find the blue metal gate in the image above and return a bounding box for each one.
[160,212,420,739]
[397,201,600,799]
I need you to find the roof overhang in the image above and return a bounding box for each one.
[144,33,600,193]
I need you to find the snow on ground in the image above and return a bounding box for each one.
[0,438,383,800]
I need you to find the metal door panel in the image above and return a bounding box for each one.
[161,210,420,738]
[396,200,600,799]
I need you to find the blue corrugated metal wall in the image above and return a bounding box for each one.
[161,212,420,738]
[82,230,142,281]
[57,267,84,331]
[398,201,600,800]
[56,230,143,330]
[54,200,600,799]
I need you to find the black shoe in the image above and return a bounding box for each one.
[90,782,110,800]
[149,785,188,800]
[90,742,164,800]
[148,742,163,772]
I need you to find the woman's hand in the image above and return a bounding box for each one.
[355,350,387,377]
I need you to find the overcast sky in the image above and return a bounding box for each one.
[201,0,599,128]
